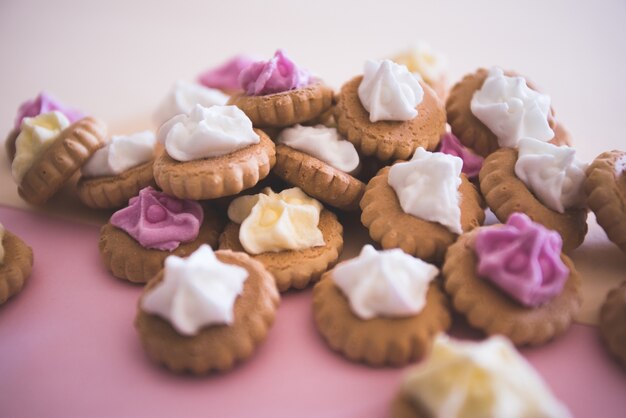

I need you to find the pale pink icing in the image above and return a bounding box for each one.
[239,49,310,96]
[438,132,484,178]
[197,55,256,91]
[474,212,569,307]
[14,92,84,130]
[110,187,203,251]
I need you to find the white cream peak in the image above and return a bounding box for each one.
[141,245,248,336]
[358,59,424,122]
[514,138,587,213]
[388,147,463,234]
[157,104,259,162]
[333,245,438,320]
[471,67,554,148]
[277,124,360,173]
[81,131,156,177]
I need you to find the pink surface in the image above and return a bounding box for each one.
[0,205,625,418]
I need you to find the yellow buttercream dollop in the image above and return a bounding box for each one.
[401,335,572,418]
[12,111,70,182]
[227,187,325,254]
[391,42,447,85]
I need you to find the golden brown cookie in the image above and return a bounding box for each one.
[599,281,626,368]
[479,147,587,252]
[4,128,19,162]
[584,150,626,253]
[218,209,343,292]
[446,68,570,157]
[99,205,224,284]
[153,129,276,200]
[17,116,108,205]
[76,160,157,209]
[0,230,34,304]
[360,166,485,265]
[228,80,334,128]
[272,144,366,211]
[135,249,280,374]
[334,76,445,162]
[312,271,451,367]
[442,231,582,346]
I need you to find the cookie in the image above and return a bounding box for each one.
[360,165,484,265]
[228,80,334,128]
[584,150,626,253]
[99,203,224,284]
[17,116,107,205]
[153,129,276,200]
[446,68,570,157]
[0,229,34,305]
[76,160,157,209]
[273,144,365,211]
[479,147,587,252]
[135,249,280,374]
[443,231,582,346]
[219,209,343,292]
[313,270,450,367]
[334,76,445,161]
[599,281,626,368]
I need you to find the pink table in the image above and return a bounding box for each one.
[0,205,624,418]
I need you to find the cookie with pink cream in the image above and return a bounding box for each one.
[99,186,224,284]
[227,49,334,128]
[442,212,582,346]
[5,92,84,161]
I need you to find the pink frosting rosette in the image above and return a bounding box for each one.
[238,49,310,96]
[474,212,569,307]
[14,92,84,130]
[438,132,484,178]
[197,54,256,91]
[110,187,203,251]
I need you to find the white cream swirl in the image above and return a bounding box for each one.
[470,67,554,148]
[81,131,156,177]
[514,138,587,213]
[358,59,424,122]
[154,80,229,124]
[228,187,325,254]
[401,335,572,418]
[141,245,248,336]
[277,124,360,173]
[157,104,259,162]
[12,111,70,182]
[388,148,463,234]
[333,245,438,320]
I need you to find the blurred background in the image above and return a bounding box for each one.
[1,0,625,162]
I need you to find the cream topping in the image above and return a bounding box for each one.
[82,131,156,177]
[157,104,259,162]
[388,148,463,234]
[12,111,70,182]
[470,67,554,148]
[277,124,359,173]
[227,187,325,254]
[141,245,248,336]
[154,80,229,124]
[358,59,424,122]
[332,245,437,320]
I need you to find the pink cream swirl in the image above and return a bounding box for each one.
[197,55,256,91]
[474,212,569,307]
[110,187,203,251]
[239,49,310,96]
[14,92,84,130]
[437,132,484,179]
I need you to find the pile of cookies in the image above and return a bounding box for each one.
[3,45,625,417]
